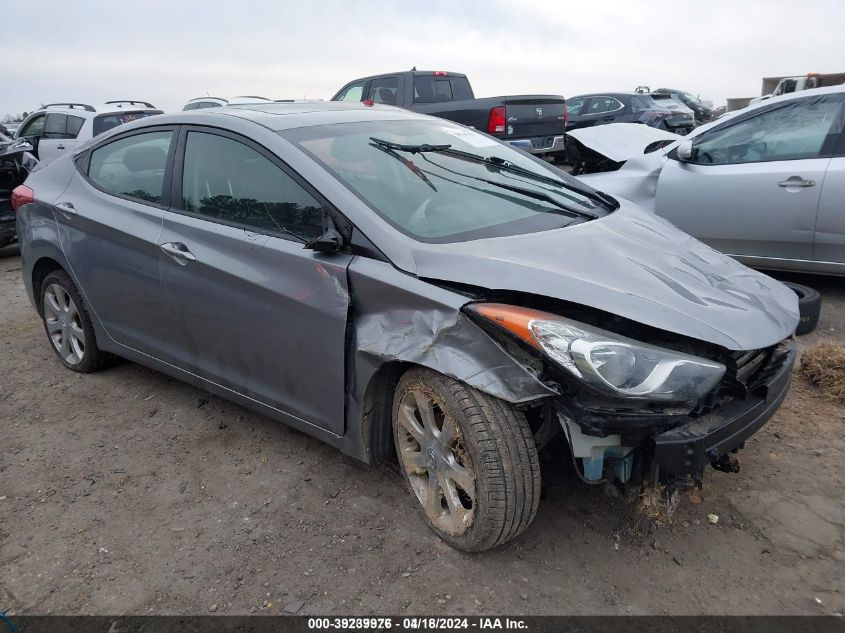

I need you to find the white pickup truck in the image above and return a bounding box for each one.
[751,72,845,105]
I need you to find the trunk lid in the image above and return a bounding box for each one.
[500,96,566,138]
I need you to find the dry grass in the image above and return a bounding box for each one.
[636,483,674,526]
[801,342,845,404]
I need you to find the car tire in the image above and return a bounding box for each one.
[392,367,541,552]
[40,270,116,373]
[783,281,821,336]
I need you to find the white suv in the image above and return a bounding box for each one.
[15,101,163,163]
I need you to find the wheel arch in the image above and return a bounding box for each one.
[32,256,66,316]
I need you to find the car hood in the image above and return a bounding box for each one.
[409,203,799,351]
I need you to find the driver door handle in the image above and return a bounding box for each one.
[778,177,815,188]
[160,242,197,262]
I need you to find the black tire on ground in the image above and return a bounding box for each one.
[782,281,821,336]
[392,367,541,552]
[40,269,117,373]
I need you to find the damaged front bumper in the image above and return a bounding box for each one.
[557,340,795,482]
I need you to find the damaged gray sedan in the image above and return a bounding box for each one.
[15,102,799,551]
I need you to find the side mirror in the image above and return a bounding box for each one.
[676,139,694,162]
[305,215,345,253]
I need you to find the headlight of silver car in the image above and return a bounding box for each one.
[468,303,725,403]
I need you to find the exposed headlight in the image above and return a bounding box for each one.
[468,303,725,403]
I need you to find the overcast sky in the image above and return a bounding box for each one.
[3,0,844,117]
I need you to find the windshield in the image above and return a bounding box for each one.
[281,120,612,243]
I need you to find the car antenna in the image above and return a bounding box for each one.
[410,66,416,71]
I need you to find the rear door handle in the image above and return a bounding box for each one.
[55,202,76,218]
[778,177,815,188]
[160,242,197,263]
[56,144,65,150]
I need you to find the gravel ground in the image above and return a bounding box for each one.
[0,244,843,615]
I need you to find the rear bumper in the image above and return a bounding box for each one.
[653,341,795,475]
[506,135,566,155]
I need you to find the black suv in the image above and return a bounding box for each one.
[566,92,694,135]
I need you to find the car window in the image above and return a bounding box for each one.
[93,111,161,136]
[691,94,844,164]
[180,131,324,240]
[335,81,366,102]
[19,115,46,138]
[44,114,69,139]
[370,76,399,105]
[88,130,173,204]
[67,115,85,138]
[586,97,624,114]
[414,76,456,103]
[566,97,586,116]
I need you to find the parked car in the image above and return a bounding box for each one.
[332,70,567,159]
[182,96,274,110]
[565,92,695,135]
[14,102,798,551]
[575,85,845,276]
[649,92,696,118]
[0,133,36,248]
[15,101,163,163]
[652,88,713,123]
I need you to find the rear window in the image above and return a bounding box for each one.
[414,75,472,103]
[93,110,162,136]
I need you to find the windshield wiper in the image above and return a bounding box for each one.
[419,154,598,220]
[370,137,452,154]
[441,149,617,210]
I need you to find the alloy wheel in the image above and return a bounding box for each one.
[396,389,476,535]
[43,283,85,365]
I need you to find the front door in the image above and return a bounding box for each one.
[158,128,352,433]
[656,93,844,260]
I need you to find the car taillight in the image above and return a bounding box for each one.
[362,99,374,107]
[433,71,448,76]
[487,106,506,134]
[563,107,569,127]
[11,185,34,211]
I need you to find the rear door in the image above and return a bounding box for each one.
[158,127,353,433]
[656,93,844,261]
[38,113,86,162]
[576,96,626,128]
[54,127,177,360]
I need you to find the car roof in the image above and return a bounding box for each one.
[343,70,467,83]
[570,92,636,99]
[30,102,160,118]
[141,101,429,132]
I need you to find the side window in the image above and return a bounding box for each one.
[691,95,844,164]
[44,113,69,139]
[180,131,324,240]
[19,115,46,138]
[413,76,455,103]
[566,97,586,116]
[67,115,85,138]
[88,130,173,204]
[334,81,366,102]
[370,76,399,105]
[587,97,623,114]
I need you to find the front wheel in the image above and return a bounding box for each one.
[392,368,541,552]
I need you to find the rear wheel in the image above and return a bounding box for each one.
[40,270,115,373]
[392,367,540,552]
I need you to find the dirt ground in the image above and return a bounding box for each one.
[0,244,842,616]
